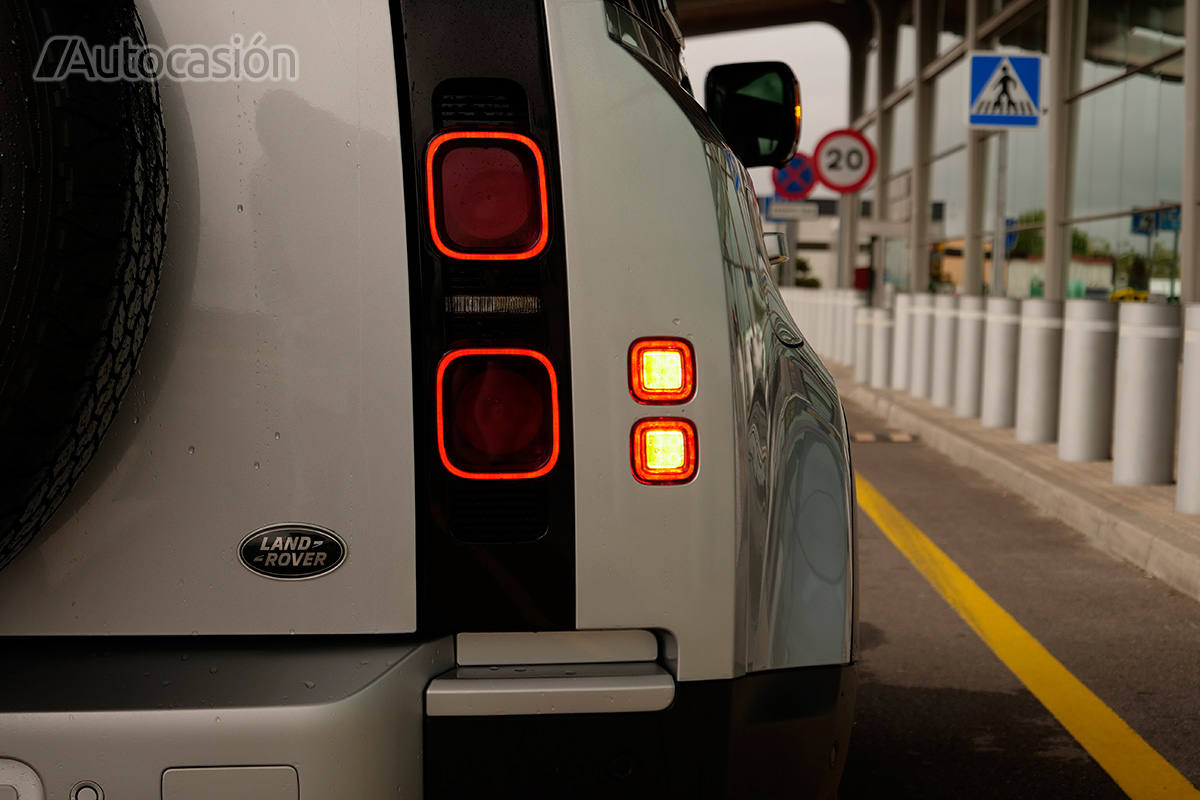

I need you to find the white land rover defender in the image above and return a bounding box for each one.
[0,0,857,797]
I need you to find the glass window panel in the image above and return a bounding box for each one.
[1071,70,1184,219]
[889,95,914,174]
[865,45,879,109]
[932,57,967,153]
[861,122,877,218]
[896,19,916,85]
[1069,215,1181,298]
[993,3,1047,55]
[937,0,967,55]
[884,237,910,289]
[1079,0,1186,93]
[930,149,967,240]
[1003,225,1046,297]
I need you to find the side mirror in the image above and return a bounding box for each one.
[704,61,801,169]
[763,232,789,267]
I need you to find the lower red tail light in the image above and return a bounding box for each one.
[437,349,559,480]
[426,131,549,261]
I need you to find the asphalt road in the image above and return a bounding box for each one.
[839,399,1200,800]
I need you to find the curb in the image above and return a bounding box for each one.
[839,374,1200,605]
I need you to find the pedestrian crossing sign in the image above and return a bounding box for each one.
[967,52,1041,128]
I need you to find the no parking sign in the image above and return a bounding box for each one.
[772,152,817,200]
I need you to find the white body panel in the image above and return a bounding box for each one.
[546,3,740,681]
[0,0,418,634]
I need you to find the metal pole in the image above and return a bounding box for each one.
[1014,299,1064,443]
[908,0,936,294]
[991,131,1008,296]
[1043,0,1075,302]
[1113,303,1182,485]
[961,0,985,297]
[1184,0,1200,305]
[1057,299,1118,462]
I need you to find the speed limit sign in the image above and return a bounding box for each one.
[813,128,877,194]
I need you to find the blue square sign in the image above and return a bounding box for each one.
[968,52,1042,128]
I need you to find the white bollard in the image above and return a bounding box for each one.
[1015,299,1064,444]
[954,296,987,418]
[870,309,893,390]
[931,295,959,408]
[1057,300,1118,462]
[909,294,934,399]
[980,297,1022,428]
[854,307,872,384]
[1177,305,1200,514]
[1113,303,1181,485]
[845,291,867,369]
[891,294,913,392]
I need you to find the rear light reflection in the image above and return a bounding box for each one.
[631,418,697,485]
[437,349,559,480]
[426,131,549,261]
[629,338,695,404]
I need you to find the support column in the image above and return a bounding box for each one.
[1182,0,1200,304]
[838,32,870,290]
[873,6,898,303]
[1043,0,1075,301]
[907,0,936,294]
[962,0,987,296]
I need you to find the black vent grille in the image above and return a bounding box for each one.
[435,78,528,128]
[450,482,549,543]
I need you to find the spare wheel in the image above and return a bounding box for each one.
[0,0,168,571]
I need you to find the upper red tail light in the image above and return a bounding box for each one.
[437,348,559,480]
[426,131,550,261]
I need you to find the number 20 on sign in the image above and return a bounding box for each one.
[814,128,877,195]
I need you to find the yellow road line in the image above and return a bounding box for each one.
[855,473,1200,800]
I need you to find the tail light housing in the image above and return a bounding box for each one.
[437,348,559,480]
[631,418,698,484]
[426,131,549,261]
[629,338,695,404]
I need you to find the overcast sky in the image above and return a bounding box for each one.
[682,23,850,198]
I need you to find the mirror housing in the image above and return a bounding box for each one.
[704,61,801,169]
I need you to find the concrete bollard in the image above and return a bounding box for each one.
[931,295,959,408]
[954,296,987,418]
[1015,299,1064,444]
[1057,300,1118,462]
[909,294,934,399]
[891,294,913,392]
[870,309,893,390]
[980,297,1022,429]
[1113,303,1181,485]
[1177,305,1200,514]
[842,291,867,367]
[854,307,872,383]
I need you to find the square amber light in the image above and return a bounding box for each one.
[631,418,697,484]
[629,338,695,404]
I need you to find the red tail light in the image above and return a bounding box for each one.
[426,131,549,261]
[631,418,698,484]
[437,348,559,480]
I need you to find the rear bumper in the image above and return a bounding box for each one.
[0,637,853,800]
[426,663,857,800]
